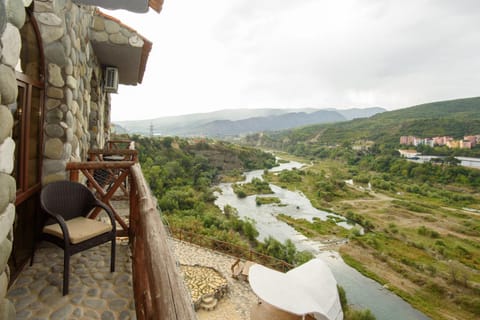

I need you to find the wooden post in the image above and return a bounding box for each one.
[69,169,79,182]
[131,164,196,319]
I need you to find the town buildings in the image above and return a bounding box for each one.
[400,135,479,149]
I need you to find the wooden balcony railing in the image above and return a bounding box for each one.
[66,146,196,319]
[130,164,196,319]
[106,139,136,150]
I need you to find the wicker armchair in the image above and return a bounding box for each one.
[34,180,116,295]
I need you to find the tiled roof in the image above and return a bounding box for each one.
[73,0,164,13]
[94,10,153,84]
[149,0,164,13]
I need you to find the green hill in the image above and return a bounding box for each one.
[372,96,480,121]
[245,97,480,148]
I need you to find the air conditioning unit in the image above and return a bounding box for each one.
[104,67,118,93]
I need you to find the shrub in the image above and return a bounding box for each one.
[236,190,247,198]
[338,285,347,310]
[346,309,376,320]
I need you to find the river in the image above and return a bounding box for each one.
[408,155,480,169]
[214,160,429,320]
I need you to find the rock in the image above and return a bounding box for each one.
[109,33,128,45]
[62,34,71,56]
[92,31,108,42]
[66,76,77,89]
[70,48,77,65]
[5,0,25,29]
[65,128,73,142]
[0,204,14,250]
[50,304,72,320]
[83,298,105,309]
[0,1,6,35]
[92,16,105,31]
[63,142,72,159]
[39,285,58,300]
[42,172,66,185]
[46,108,64,124]
[45,123,64,138]
[39,24,64,44]
[128,35,144,48]
[52,0,67,13]
[0,106,13,143]
[42,159,66,175]
[37,13,62,26]
[1,23,21,68]
[73,38,81,52]
[44,42,67,67]
[0,298,15,320]
[200,296,218,311]
[65,110,74,127]
[0,238,12,273]
[65,58,73,75]
[0,174,15,213]
[48,64,64,87]
[120,28,133,38]
[34,1,53,13]
[46,98,61,110]
[47,87,64,99]
[71,135,79,153]
[0,157,6,181]
[0,65,17,104]
[104,20,120,34]
[0,271,8,298]
[44,138,64,160]
[101,310,115,320]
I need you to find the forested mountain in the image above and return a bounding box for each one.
[244,97,480,151]
[115,107,385,137]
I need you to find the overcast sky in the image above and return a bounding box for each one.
[106,0,480,121]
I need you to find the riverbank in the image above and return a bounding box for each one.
[263,157,480,320]
[215,159,433,320]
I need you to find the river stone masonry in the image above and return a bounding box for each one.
[34,0,106,184]
[0,0,27,318]
[35,0,148,182]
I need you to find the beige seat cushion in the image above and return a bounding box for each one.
[43,217,112,244]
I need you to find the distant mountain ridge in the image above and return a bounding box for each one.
[115,107,385,137]
[242,96,480,149]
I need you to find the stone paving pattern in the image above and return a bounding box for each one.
[8,241,135,320]
[180,264,228,310]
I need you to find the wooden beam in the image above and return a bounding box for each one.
[66,161,135,170]
[131,164,196,319]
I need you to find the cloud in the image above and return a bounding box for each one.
[109,0,480,120]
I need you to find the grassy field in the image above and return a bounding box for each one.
[265,157,480,320]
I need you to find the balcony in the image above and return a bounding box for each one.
[7,143,196,319]
[7,141,305,320]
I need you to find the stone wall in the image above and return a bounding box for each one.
[0,1,28,319]
[0,1,146,314]
[0,0,116,317]
[35,0,110,184]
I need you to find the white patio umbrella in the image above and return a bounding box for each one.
[249,258,343,320]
